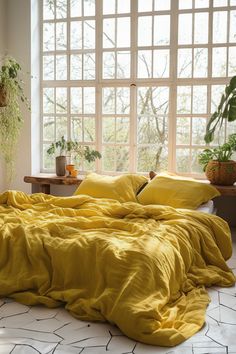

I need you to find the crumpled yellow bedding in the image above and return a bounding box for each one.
[0,190,235,347]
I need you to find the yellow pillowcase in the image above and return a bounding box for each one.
[74,173,148,203]
[137,175,220,209]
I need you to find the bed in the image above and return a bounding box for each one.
[0,174,235,347]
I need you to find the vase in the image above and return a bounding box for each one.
[205,160,236,185]
[56,156,66,176]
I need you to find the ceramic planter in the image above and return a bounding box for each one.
[205,160,236,185]
[56,156,66,176]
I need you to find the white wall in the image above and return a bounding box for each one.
[6,0,32,192]
[0,0,6,192]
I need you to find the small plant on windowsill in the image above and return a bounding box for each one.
[47,136,102,177]
[0,56,30,181]
[198,134,236,185]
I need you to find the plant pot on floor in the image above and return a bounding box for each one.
[56,156,66,176]
[205,160,236,185]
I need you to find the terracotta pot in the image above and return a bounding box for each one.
[205,160,236,185]
[56,156,66,176]
[0,85,8,107]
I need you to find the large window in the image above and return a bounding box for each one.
[41,0,236,175]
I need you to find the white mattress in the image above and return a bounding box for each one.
[196,200,215,214]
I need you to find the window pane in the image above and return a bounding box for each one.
[71,118,83,141]
[178,14,192,44]
[179,0,193,9]
[194,13,209,44]
[56,0,67,19]
[43,56,54,80]
[117,18,130,47]
[176,149,190,173]
[43,117,55,141]
[83,53,95,80]
[71,21,82,49]
[192,118,206,145]
[117,0,130,13]
[153,50,169,78]
[213,11,227,43]
[177,86,191,114]
[44,0,55,20]
[103,117,115,143]
[116,88,130,114]
[43,23,55,51]
[116,117,129,143]
[117,51,130,79]
[138,0,153,12]
[155,0,170,11]
[84,117,95,142]
[56,55,67,80]
[70,0,82,17]
[211,85,225,113]
[214,0,227,6]
[176,118,190,145]
[195,0,209,8]
[229,47,236,76]
[230,11,236,43]
[191,149,203,173]
[178,49,192,78]
[56,22,67,50]
[192,86,207,114]
[193,48,208,77]
[138,50,152,78]
[84,20,95,49]
[103,146,116,171]
[56,116,67,140]
[103,19,115,48]
[56,88,67,113]
[43,144,55,169]
[84,0,95,16]
[71,87,82,114]
[212,47,227,77]
[103,0,115,15]
[103,88,115,114]
[84,87,96,114]
[137,145,168,172]
[70,54,82,80]
[154,15,170,45]
[138,16,152,46]
[116,147,129,172]
[43,88,54,114]
[103,52,115,79]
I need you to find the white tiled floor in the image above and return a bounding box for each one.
[0,231,235,354]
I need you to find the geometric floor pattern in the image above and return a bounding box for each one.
[0,231,235,354]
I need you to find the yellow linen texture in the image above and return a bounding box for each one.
[0,190,234,346]
[137,175,220,209]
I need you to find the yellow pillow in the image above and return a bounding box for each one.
[74,173,148,203]
[137,175,220,209]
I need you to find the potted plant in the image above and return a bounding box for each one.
[205,76,236,143]
[0,56,30,180]
[198,134,236,185]
[47,136,102,176]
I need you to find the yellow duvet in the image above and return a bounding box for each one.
[0,190,235,347]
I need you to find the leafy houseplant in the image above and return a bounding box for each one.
[205,76,236,143]
[0,56,30,180]
[47,136,102,176]
[199,134,236,185]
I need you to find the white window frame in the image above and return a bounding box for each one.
[40,0,236,176]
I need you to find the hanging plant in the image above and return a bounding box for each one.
[0,56,30,181]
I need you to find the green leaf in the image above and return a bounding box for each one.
[228,96,236,121]
[229,76,236,90]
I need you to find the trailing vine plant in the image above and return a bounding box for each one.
[0,56,30,181]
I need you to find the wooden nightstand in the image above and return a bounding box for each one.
[24,174,84,194]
